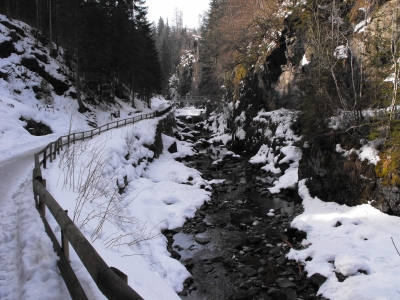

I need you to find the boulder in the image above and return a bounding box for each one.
[194,236,211,245]
[167,141,178,153]
[309,273,327,289]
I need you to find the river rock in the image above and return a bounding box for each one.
[247,286,261,297]
[183,258,193,269]
[194,222,207,233]
[283,288,297,300]
[267,288,288,300]
[230,209,256,224]
[309,273,327,288]
[295,230,307,242]
[170,250,181,260]
[276,278,297,289]
[239,281,252,290]
[276,255,286,265]
[222,258,236,269]
[211,256,224,262]
[178,290,188,296]
[269,246,281,256]
[194,236,211,244]
[242,266,258,277]
[246,236,262,245]
[335,271,347,282]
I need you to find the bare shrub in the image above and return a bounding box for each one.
[57,129,159,247]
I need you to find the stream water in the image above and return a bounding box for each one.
[166,118,321,300]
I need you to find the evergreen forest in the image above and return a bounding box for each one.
[1,0,162,110]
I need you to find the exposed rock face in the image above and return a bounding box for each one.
[20,118,52,136]
[143,113,176,158]
[270,27,304,109]
[374,184,400,215]
[298,143,376,207]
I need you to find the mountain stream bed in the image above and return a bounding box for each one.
[163,122,328,300]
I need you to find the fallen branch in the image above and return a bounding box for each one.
[392,237,400,257]
[282,238,302,277]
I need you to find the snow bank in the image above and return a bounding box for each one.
[43,117,210,299]
[204,104,232,145]
[250,109,302,193]
[335,139,382,165]
[288,180,400,300]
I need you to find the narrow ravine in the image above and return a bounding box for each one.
[163,119,328,300]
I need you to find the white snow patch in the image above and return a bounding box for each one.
[288,179,400,300]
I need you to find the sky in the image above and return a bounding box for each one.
[145,0,210,29]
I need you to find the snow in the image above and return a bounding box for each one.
[335,139,381,165]
[0,14,201,300]
[384,73,396,83]
[247,107,400,299]
[204,107,233,145]
[175,107,205,116]
[334,45,348,59]
[354,19,370,33]
[42,116,210,298]
[250,109,302,193]
[235,128,246,140]
[288,180,400,300]
[0,96,198,299]
[301,54,310,66]
[268,146,302,193]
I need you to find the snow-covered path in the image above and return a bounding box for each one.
[0,144,70,300]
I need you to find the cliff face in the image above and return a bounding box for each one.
[223,0,400,215]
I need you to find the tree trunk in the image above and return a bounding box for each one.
[49,0,52,49]
[75,0,87,113]
[55,0,59,51]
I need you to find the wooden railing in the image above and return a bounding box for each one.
[32,106,172,300]
[170,95,210,103]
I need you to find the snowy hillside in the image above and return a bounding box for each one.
[0,14,211,299]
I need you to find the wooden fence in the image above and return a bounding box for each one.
[32,106,172,300]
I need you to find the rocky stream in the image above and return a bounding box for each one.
[162,118,330,300]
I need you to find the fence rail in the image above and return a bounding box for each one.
[170,95,210,103]
[32,106,172,300]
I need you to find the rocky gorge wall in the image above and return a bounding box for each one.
[144,112,176,158]
[222,2,400,216]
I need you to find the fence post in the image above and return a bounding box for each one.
[43,149,47,169]
[67,135,70,148]
[73,133,76,144]
[62,210,70,261]
[57,139,61,155]
[54,141,57,159]
[49,144,53,163]
[38,179,46,216]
